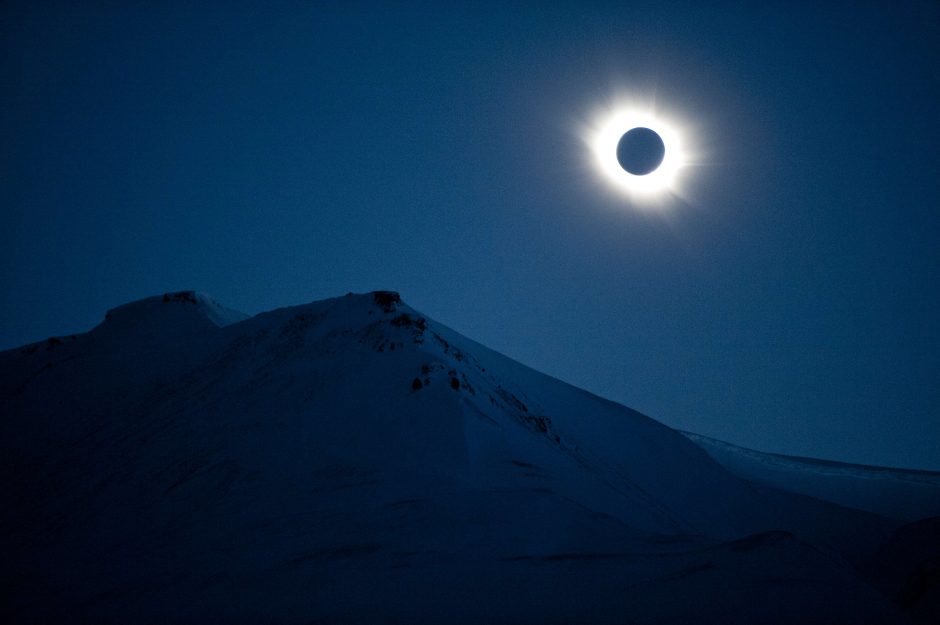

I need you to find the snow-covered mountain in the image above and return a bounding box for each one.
[1,290,937,624]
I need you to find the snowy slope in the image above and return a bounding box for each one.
[0,291,920,624]
[682,431,940,523]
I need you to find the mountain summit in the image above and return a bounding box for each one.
[2,291,937,624]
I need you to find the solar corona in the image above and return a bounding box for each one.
[586,105,689,204]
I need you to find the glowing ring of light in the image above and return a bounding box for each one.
[589,109,686,200]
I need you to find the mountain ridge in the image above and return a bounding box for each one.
[681,430,940,523]
[1,289,935,624]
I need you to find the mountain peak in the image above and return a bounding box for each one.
[370,290,402,311]
[101,290,249,331]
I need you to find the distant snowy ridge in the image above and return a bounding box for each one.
[681,430,940,523]
[103,290,249,328]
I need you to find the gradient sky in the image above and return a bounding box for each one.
[2,1,938,469]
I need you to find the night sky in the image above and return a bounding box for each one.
[2,1,938,469]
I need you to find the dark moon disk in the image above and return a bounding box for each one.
[616,127,666,175]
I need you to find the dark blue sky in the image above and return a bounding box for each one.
[3,1,938,469]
